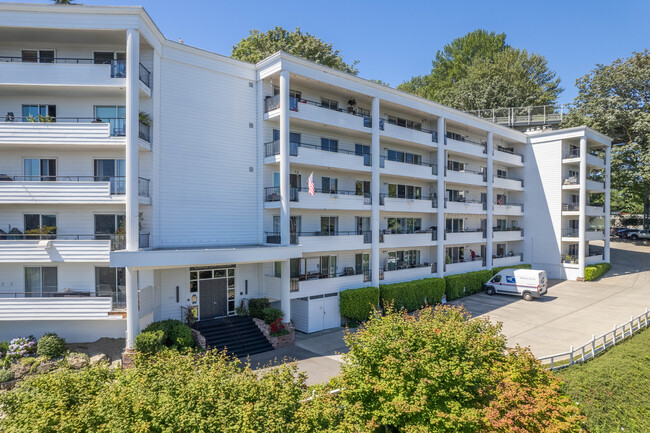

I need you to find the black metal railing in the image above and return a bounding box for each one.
[0,232,131,251]
[264,186,300,202]
[2,116,126,136]
[562,203,580,211]
[0,290,125,309]
[562,228,579,237]
[139,122,151,143]
[264,139,369,165]
[0,175,127,194]
[0,56,127,78]
[139,62,152,88]
[445,133,488,153]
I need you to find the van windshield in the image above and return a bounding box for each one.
[492,275,501,283]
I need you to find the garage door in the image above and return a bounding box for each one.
[295,293,341,333]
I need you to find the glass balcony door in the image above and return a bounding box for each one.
[94,105,126,136]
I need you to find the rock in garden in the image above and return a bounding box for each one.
[35,362,55,374]
[67,357,89,369]
[90,353,109,365]
[10,363,30,379]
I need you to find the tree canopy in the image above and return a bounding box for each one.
[231,26,359,75]
[398,29,562,111]
[562,50,650,223]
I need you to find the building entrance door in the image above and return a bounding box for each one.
[199,278,228,320]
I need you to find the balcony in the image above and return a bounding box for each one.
[445,135,487,159]
[586,229,605,241]
[446,169,485,185]
[585,254,604,265]
[381,157,437,180]
[562,203,580,213]
[139,122,151,144]
[445,199,486,214]
[586,152,606,167]
[0,237,110,263]
[0,296,122,321]
[297,232,365,253]
[264,187,371,211]
[382,230,436,248]
[139,63,152,89]
[0,118,127,146]
[445,259,484,275]
[0,56,126,87]
[493,203,524,216]
[264,140,371,172]
[562,177,580,189]
[493,175,523,191]
[381,194,437,213]
[382,265,436,283]
[493,147,524,166]
[562,228,579,239]
[445,229,485,244]
[493,254,523,267]
[293,273,366,298]
[265,96,368,133]
[586,204,605,215]
[586,178,605,192]
[562,149,606,168]
[492,229,524,242]
[381,121,438,147]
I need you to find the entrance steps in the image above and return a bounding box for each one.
[191,316,273,357]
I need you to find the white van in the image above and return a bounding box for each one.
[484,269,548,301]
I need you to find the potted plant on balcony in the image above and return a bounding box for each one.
[564,254,574,264]
[24,226,56,240]
[347,98,357,114]
[139,111,152,127]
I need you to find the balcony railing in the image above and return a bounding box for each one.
[444,198,486,207]
[562,228,579,237]
[562,203,579,211]
[494,146,524,162]
[0,56,127,78]
[139,122,151,143]
[138,177,150,197]
[139,62,152,88]
[264,186,300,202]
[445,133,488,153]
[563,177,579,186]
[139,233,150,248]
[381,193,437,207]
[3,116,126,136]
[381,156,437,174]
[494,174,524,186]
[0,232,130,251]
[264,139,372,166]
[563,149,580,159]
[0,175,150,197]
[495,202,524,212]
[0,291,125,310]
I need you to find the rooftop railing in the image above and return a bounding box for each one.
[464,105,570,127]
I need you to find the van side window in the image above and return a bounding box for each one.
[493,275,501,283]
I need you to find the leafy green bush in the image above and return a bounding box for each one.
[0,368,13,383]
[492,263,531,275]
[248,298,270,320]
[444,269,493,301]
[584,262,611,281]
[380,278,445,312]
[262,307,284,324]
[339,286,379,322]
[36,333,66,359]
[140,319,194,352]
[134,330,165,355]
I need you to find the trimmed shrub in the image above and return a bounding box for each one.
[445,270,493,301]
[339,286,379,322]
[0,368,13,383]
[248,298,270,320]
[134,330,165,355]
[140,319,194,352]
[492,263,531,276]
[36,333,66,359]
[262,307,284,324]
[585,262,611,281]
[380,278,445,312]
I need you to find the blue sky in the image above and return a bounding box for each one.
[8,0,650,104]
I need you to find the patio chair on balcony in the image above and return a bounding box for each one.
[5,112,15,122]
[343,267,355,276]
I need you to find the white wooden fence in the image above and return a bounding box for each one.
[538,308,649,370]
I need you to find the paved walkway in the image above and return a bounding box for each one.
[249,239,650,384]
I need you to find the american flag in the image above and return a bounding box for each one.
[308,172,315,196]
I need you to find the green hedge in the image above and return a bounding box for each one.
[492,263,531,276]
[585,262,611,281]
[139,319,194,352]
[380,278,445,312]
[248,298,270,320]
[339,286,380,322]
[444,270,493,301]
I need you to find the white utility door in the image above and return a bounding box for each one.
[307,293,340,333]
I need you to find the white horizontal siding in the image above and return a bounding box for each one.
[0,240,110,263]
[0,297,115,320]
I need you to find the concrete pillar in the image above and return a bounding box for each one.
[371,97,380,286]
[436,117,446,277]
[486,132,494,269]
[279,71,291,247]
[124,29,140,351]
[280,260,291,321]
[604,145,611,262]
[578,136,587,279]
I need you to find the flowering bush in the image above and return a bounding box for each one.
[269,318,290,337]
[6,337,37,361]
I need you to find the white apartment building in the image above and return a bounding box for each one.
[0,4,610,345]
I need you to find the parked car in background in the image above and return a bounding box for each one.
[628,229,650,240]
[616,228,635,238]
[610,226,625,235]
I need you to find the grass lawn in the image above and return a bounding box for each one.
[556,325,650,432]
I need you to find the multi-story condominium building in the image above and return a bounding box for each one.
[0,4,611,347]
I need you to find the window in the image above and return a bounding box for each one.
[355,253,369,275]
[320,216,338,236]
[322,177,338,194]
[321,138,339,153]
[24,214,56,237]
[387,250,421,270]
[495,219,507,231]
[567,244,579,257]
[387,218,422,234]
[21,49,55,63]
[446,189,467,202]
[95,106,126,136]
[24,158,56,181]
[568,169,579,178]
[94,52,126,77]
[446,131,464,142]
[496,243,506,257]
[321,98,339,111]
[446,246,465,264]
[493,275,502,283]
[94,159,126,194]
[320,256,337,278]
[497,169,508,179]
[386,115,421,131]
[272,129,300,155]
[388,149,422,165]
[22,104,56,122]
[356,144,371,165]
[569,219,580,230]
[274,261,282,277]
[355,180,370,196]
[356,216,370,235]
[496,194,507,205]
[445,218,464,233]
[94,214,125,238]
[95,267,126,305]
[25,266,57,297]
[447,160,466,172]
[388,183,421,199]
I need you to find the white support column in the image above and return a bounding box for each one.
[436,117,446,277]
[604,145,611,262]
[486,132,494,269]
[124,29,140,351]
[280,260,291,321]
[578,136,587,279]
[279,71,291,247]
[371,97,380,286]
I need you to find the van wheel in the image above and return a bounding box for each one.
[631,235,638,240]
[486,286,496,296]
[522,292,533,301]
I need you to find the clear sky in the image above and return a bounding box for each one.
[6,0,650,104]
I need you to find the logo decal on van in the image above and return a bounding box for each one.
[506,276,516,284]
